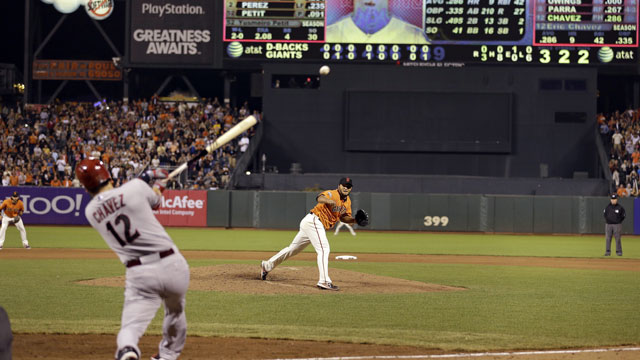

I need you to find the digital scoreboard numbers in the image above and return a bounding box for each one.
[224,0,325,42]
[222,0,640,65]
[534,0,639,46]
[425,0,527,42]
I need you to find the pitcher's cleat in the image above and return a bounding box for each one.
[317,282,340,291]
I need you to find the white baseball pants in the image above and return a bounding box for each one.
[0,216,29,248]
[117,251,190,360]
[263,213,332,285]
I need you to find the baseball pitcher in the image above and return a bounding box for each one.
[261,177,369,291]
[76,158,189,360]
[0,191,31,250]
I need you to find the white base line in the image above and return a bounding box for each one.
[267,347,640,360]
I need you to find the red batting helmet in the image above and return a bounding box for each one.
[75,158,112,193]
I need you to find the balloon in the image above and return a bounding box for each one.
[52,0,81,14]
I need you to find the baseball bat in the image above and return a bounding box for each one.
[167,115,257,180]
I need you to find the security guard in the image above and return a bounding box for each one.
[603,193,625,256]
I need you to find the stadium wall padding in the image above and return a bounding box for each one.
[205,190,634,235]
[1,187,632,234]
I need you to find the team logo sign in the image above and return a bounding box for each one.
[85,0,114,20]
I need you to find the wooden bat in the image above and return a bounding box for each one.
[167,115,257,180]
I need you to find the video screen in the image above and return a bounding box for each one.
[223,0,639,65]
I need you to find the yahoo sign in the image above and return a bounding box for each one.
[0,187,91,225]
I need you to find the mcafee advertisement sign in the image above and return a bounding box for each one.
[153,190,207,227]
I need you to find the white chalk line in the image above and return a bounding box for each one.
[266,346,640,360]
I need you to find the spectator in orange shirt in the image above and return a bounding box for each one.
[9,170,19,186]
[195,137,205,150]
[61,175,73,187]
[632,149,640,167]
[25,172,34,186]
[28,132,37,153]
[50,175,62,187]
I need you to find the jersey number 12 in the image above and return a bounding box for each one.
[106,214,140,246]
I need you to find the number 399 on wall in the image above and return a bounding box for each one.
[424,216,449,227]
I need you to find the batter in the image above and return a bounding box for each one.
[0,191,30,250]
[261,177,358,291]
[76,158,189,360]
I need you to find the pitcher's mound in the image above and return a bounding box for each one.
[78,264,466,295]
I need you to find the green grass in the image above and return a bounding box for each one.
[0,226,638,350]
[6,226,640,258]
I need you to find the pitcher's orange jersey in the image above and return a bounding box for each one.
[0,198,24,218]
[310,189,352,230]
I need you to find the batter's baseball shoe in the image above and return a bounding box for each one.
[116,346,139,360]
[24,245,31,249]
[317,282,340,291]
[260,261,269,280]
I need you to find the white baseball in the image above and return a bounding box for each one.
[319,65,331,75]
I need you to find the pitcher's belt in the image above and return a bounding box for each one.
[126,249,174,268]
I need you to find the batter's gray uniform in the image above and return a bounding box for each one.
[85,179,189,360]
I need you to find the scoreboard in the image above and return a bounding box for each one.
[223,0,639,65]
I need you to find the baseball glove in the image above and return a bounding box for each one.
[355,209,369,227]
[12,216,21,225]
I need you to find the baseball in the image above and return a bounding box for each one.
[319,65,331,75]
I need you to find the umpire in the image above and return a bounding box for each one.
[603,193,625,256]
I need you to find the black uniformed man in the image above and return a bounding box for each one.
[0,306,12,360]
[603,193,625,256]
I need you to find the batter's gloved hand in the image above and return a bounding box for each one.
[355,209,369,227]
[153,179,168,194]
[140,168,169,184]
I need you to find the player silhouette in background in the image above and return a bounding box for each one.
[326,0,429,43]
[0,191,31,250]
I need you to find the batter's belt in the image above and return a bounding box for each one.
[126,248,174,268]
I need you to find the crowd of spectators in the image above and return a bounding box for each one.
[598,108,640,197]
[0,96,259,190]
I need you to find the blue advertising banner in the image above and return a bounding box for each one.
[0,187,91,225]
[634,198,640,235]
[0,186,208,227]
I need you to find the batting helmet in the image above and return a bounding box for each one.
[75,158,112,193]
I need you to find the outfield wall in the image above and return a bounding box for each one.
[0,187,634,235]
[206,191,635,235]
